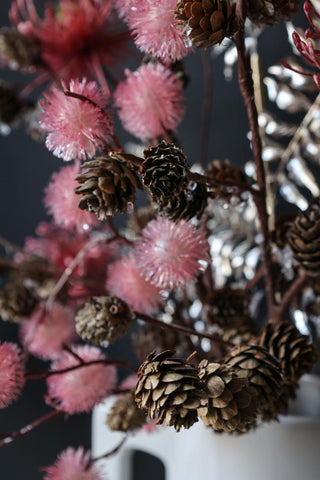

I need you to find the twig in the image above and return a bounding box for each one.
[135,312,235,348]
[271,273,309,323]
[200,49,213,168]
[189,171,258,196]
[0,410,63,448]
[89,435,128,467]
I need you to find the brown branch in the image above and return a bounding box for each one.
[200,49,213,168]
[189,171,258,197]
[234,0,276,313]
[135,311,235,348]
[89,435,128,468]
[271,273,309,323]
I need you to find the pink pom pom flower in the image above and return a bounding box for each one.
[135,216,209,290]
[43,446,103,480]
[20,303,76,361]
[0,342,25,409]
[114,63,185,140]
[46,345,117,414]
[44,163,98,231]
[125,0,191,63]
[40,78,113,161]
[106,253,163,313]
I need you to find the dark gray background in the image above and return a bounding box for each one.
[0,1,307,479]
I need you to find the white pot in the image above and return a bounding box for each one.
[92,374,320,480]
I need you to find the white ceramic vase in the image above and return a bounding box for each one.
[92,374,320,480]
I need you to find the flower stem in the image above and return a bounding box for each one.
[200,49,213,168]
[89,435,128,468]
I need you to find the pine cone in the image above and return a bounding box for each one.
[224,345,284,421]
[206,160,250,201]
[75,296,134,345]
[141,141,190,205]
[0,29,41,68]
[0,282,36,322]
[248,0,299,26]
[107,391,147,432]
[75,154,143,220]
[132,323,185,362]
[158,180,208,222]
[0,80,34,126]
[135,350,206,431]
[222,324,258,346]
[259,321,318,384]
[175,0,238,48]
[198,360,258,433]
[288,199,320,276]
[203,287,252,328]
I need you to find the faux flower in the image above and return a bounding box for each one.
[114,63,185,140]
[106,253,163,313]
[135,216,209,290]
[20,303,76,360]
[43,446,103,480]
[46,345,117,413]
[44,163,98,231]
[0,342,25,408]
[125,0,191,63]
[40,78,113,161]
[10,0,130,87]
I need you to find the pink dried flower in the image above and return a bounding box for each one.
[114,63,185,140]
[0,342,25,409]
[126,0,191,63]
[106,253,163,313]
[115,0,137,19]
[43,446,103,480]
[40,78,113,161]
[10,0,130,88]
[20,303,76,360]
[135,216,209,290]
[44,163,98,231]
[46,345,117,413]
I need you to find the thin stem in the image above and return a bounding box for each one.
[0,235,28,256]
[234,0,275,312]
[271,273,309,323]
[0,410,62,448]
[189,171,258,197]
[89,435,128,467]
[200,49,213,168]
[135,312,234,348]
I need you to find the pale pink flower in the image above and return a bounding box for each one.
[106,253,163,313]
[114,63,185,140]
[40,78,113,161]
[115,0,137,19]
[46,345,117,413]
[20,303,76,360]
[126,0,191,63]
[43,446,103,480]
[135,217,209,290]
[0,342,25,409]
[44,163,98,231]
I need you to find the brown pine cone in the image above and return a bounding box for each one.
[75,154,143,220]
[198,360,258,433]
[222,324,258,346]
[203,286,252,328]
[0,282,36,322]
[135,350,206,432]
[158,180,208,222]
[224,345,284,421]
[205,160,250,201]
[141,141,190,205]
[288,199,320,276]
[259,321,318,384]
[248,0,299,26]
[0,80,34,127]
[75,296,134,345]
[175,0,239,48]
[106,391,147,432]
[0,29,41,68]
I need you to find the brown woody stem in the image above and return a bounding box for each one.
[89,435,128,468]
[234,0,276,314]
[271,273,309,323]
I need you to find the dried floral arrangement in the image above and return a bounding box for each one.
[0,0,320,477]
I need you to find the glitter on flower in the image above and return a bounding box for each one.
[9,0,130,88]
[20,303,76,360]
[46,345,117,414]
[40,78,113,161]
[0,342,25,409]
[44,163,98,231]
[106,253,163,313]
[135,216,209,290]
[43,446,103,480]
[124,0,191,63]
[114,63,185,140]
